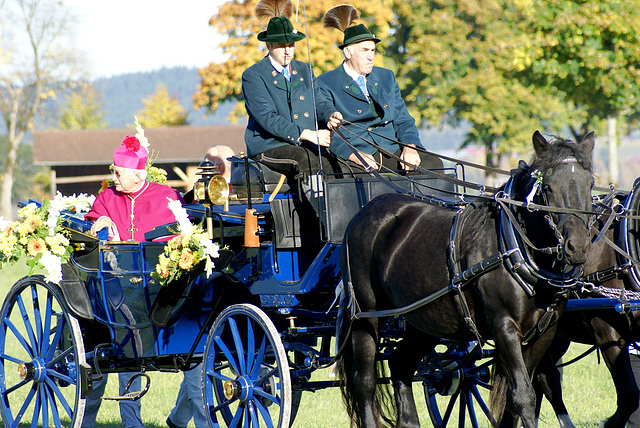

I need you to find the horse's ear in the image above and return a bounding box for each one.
[532,130,550,157]
[579,131,595,157]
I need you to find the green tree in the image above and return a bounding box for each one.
[0,0,83,219]
[135,85,189,128]
[389,0,578,169]
[59,83,107,130]
[193,0,393,122]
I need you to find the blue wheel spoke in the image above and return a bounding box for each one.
[214,336,240,376]
[253,398,275,428]
[41,294,53,361]
[0,352,28,365]
[30,285,44,360]
[249,337,267,380]
[246,318,256,376]
[228,317,247,375]
[31,386,42,428]
[229,403,243,428]
[253,386,279,405]
[17,294,39,357]
[442,389,460,426]
[14,384,38,427]
[46,381,64,428]
[458,390,467,428]
[470,383,495,424]
[46,368,75,388]
[248,401,262,428]
[44,317,64,363]
[2,377,31,396]
[4,318,35,358]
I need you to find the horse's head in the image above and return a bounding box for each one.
[519,131,595,267]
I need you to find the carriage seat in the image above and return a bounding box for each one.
[229,156,295,196]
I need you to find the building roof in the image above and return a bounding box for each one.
[32,125,247,166]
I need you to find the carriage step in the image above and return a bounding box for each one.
[103,373,150,402]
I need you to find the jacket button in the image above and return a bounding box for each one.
[300,77,304,81]
[345,86,350,89]
[357,109,362,114]
[294,114,299,119]
[368,127,372,131]
[304,112,309,117]
[374,82,378,86]
[272,70,277,76]
[384,104,389,108]
[300,95,305,101]
[273,80,278,84]
[292,70,298,75]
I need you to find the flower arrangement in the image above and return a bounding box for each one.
[151,198,221,287]
[100,116,168,192]
[0,193,95,284]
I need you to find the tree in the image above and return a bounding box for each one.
[0,0,82,219]
[193,0,393,122]
[135,84,189,128]
[511,0,640,184]
[388,0,580,170]
[59,83,107,130]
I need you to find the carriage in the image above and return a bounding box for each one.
[1,134,640,428]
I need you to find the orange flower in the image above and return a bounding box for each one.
[26,238,46,256]
[178,249,195,270]
[24,215,42,234]
[158,265,170,278]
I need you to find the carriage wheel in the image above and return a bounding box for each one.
[0,276,87,428]
[202,304,292,428]
[422,341,495,428]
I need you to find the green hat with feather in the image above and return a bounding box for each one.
[322,5,380,49]
[256,0,305,43]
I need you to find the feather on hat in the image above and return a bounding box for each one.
[255,0,305,43]
[323,4,380,49]
[255,0,293,21]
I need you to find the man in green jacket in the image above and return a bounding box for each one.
[242,14,342,180]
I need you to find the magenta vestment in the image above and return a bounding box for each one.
[85,181,184,241]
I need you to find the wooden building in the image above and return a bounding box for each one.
[32,125,246,197]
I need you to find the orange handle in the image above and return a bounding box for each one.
[244,208,260,248]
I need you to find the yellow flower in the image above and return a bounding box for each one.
[178,249,195,270]
[0,234,17,257]
[24,215,42,233]
[18,203,38,218]
[26,238,47,256]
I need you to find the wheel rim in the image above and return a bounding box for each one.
[203,303,291,428]
[0,276,86,428]
[422,342,495,428]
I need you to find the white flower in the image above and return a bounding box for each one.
[167,198,193,234]
[0,216,11,233]
[134,116,149,148]
[40,251,63,284]
[199,234,220,278]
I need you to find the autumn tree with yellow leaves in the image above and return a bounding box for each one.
[193,0,393,122]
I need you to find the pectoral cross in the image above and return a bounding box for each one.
[128,206,138,240]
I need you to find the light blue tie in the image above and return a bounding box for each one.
[356,75,367,96]
[282,67,291,81]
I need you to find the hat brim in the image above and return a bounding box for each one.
[339,34,381,49]
[257,31,306,43]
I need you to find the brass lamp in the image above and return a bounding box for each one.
[193,160,230,239]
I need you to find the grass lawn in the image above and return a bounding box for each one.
[0,262,620,427]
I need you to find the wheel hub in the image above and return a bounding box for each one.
[223,380,240,400]
[18,359,46,382]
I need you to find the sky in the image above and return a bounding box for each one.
[66,0,227,78]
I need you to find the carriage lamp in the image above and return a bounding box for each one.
[194,160,230,207]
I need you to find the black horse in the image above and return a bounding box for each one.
[337,131,595,428]
[534,218,640,427]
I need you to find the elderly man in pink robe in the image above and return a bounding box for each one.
[85,135,184,241]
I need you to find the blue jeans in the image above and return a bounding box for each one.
[82,372,145,428]
[168,364,207,428]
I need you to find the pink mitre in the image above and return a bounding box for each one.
[113,136,148,169]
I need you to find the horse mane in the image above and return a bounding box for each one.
[524,135,593,175]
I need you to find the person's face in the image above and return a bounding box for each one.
[268,42,296,67]
[344,40,376,75]
[112,166,142,193]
